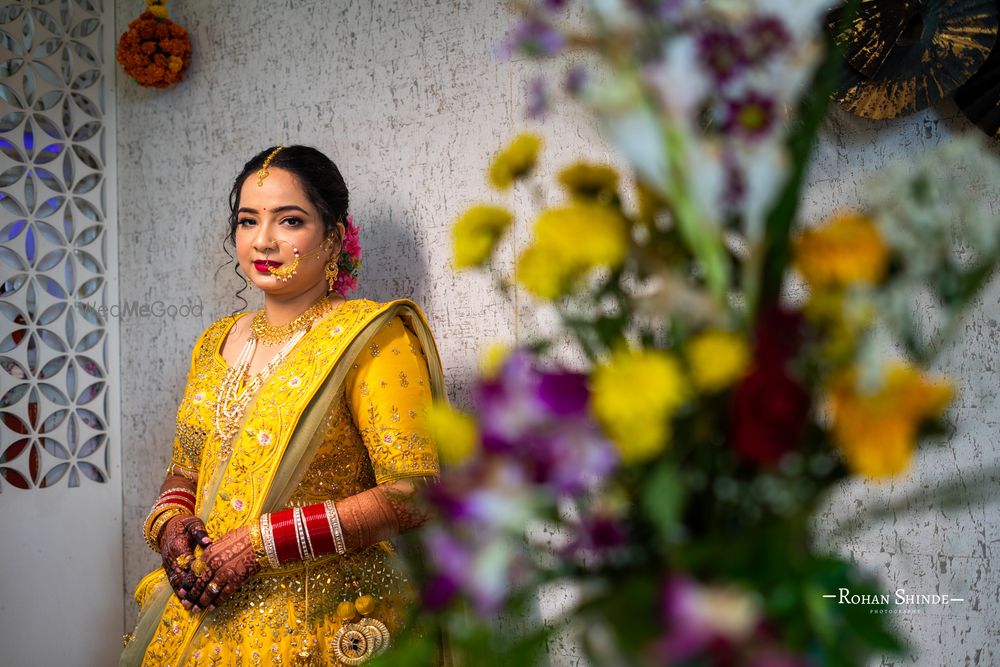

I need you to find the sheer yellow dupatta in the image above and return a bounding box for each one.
[122,299,446,666]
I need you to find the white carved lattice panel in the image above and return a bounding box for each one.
[0,0,109,491]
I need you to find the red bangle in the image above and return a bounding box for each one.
[154,488,196,514]
[302,503,335,556]
[156,493,195,514]
[269,508,299,564]
[260,503,342,565]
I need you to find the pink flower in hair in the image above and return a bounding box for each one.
[333,214,363,295]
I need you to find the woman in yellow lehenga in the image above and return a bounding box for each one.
[122,145,446,666]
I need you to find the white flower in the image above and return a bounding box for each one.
[644,36,708,121]
[601,108,670,194]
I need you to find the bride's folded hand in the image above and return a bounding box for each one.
[186,525,261,614]
[159,515,212,605]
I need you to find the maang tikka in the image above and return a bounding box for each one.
[257,145,285,187]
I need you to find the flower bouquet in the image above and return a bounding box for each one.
[386,1,1000,665]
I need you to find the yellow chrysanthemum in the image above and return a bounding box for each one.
[687,331,750,393]
[515,203,629,300]
[793,211,888,288]
[534,203,629,269]
[425,402,479,466]
[591,347,688,464]
[148,5,168,19]
[488,133,542,190]
[557,162,619,201]
[479,342,511,379]
[452,205,514,269]
[827,364,953,479]
[516,243,575,300]
[803,290,876,364]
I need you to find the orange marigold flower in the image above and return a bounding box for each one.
[793,211,888,288]
[117,10,192,88]
[827,363,953,479]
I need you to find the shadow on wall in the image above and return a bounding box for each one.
[356,201,433,313]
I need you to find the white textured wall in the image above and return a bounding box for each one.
[808,103,1000,667]
[115,2,999,665]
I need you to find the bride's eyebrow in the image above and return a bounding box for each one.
[237,205,310,215]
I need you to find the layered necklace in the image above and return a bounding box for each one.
[214,296,337,456]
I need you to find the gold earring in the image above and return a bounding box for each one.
[324,257,339,293]
[268,245,301,282]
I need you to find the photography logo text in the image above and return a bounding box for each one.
[824,588,966,615]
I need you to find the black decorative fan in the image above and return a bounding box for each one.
[955,11,1000,138]
[829,0,998,119]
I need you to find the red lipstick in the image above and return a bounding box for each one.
[253,260,281,274]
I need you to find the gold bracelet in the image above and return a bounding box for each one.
[142,504,173,551]
[143,503,190,550]
[248,520,269,568]
[145,507,186,553]
[167,462,198,481]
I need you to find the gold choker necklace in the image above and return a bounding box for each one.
[250,297,337,346]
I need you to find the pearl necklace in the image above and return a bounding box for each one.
[213,329,308,459]
[214,297,339,458]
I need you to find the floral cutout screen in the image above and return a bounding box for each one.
[0,0,110,490]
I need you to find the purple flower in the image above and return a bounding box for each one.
[421,349,619,618]
[564,66,586,95]
[657,576,764,662]
[498,19,565,59]
[526,76,549,119]
[536,370,589,416]
[564,514,628,567]
[744,15,791,65]
[627,0,689,21]
[477,353,548,451]
[722,149,746,210]
[723,91,777,139]
[697,26,747,83]
[546,427,617,494]
[422,574,459,611]
[475,351,618,493]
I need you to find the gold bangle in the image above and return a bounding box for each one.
[142,504,169,551]
[151,508,184,540]
[248,520,269,568]
[167,462,198,481]
[144,507,186,553]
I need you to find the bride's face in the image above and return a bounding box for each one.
[234,167,334,295]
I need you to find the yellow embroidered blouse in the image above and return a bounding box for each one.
[131,299,441,666]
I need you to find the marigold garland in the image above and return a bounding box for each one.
[116,7,192,89]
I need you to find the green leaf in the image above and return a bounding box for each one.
[640,459,685,549]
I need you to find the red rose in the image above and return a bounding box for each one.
[729,303,810,467]
[729,363,809,467]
